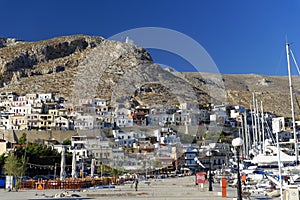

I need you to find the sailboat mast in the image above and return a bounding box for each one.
[286,42,298,164]
[253,93,258,147]
[256,97,262,153]
[244,111,249,159]
[261,101,265,155]
[250,102,255,150]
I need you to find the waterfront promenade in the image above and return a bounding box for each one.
[0,176,275,200]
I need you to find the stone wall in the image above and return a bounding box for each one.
[0,129,77,144]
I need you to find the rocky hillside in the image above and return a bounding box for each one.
[181,72,300,118]
[0,37,25,48]
[0,34,299,118]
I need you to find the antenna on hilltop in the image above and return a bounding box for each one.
[125,36,134,44]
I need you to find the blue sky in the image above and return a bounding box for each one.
[1,0,300,75]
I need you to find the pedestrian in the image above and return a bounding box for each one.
[133,177,139,191]
[241,173,247,186]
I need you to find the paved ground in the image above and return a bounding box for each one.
[0,176,276,200]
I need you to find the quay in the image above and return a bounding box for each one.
[0,176,276,200]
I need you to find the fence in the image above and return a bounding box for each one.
[20,179,105,190]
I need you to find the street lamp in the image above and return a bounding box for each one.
[232,137,243,200]
[206,151,213,191]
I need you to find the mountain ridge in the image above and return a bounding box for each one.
[0,35,298,118]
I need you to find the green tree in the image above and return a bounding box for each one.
[18,133,27,145]
[15,143,60,165]
[4,154,26,176]
[4,154,27,190]
[62,139,71,145]
[14,143,62,176]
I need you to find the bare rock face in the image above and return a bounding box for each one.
[71,40,203,110]
[0,35,104,86]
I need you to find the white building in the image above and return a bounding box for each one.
[115,115,133,127]
[74,115,95,130]
[38,93,52,102]
[148,113,172,126]
[93,99,107,107]
[113,129,146,147]
[210,110,228,125]
[0,116,10,129]
[54,116,69,130]
[10,105,32,116]
[154,128,180,144]
[179,102,198,111]
[12,96,27,107]
[25,93,38,104]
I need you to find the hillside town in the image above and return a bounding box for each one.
[0,89,296,178]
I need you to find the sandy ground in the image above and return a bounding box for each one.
[0,176,277,200]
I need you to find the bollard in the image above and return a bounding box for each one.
[221,178,226,197]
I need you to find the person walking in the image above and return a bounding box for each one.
[241,173,247,186]
[133,177,139,191]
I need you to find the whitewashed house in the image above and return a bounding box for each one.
[115,115,133,127]
[12,96,27,107]
[94,99,109,116]
[113,130,135,147]
[74,115,95,130]
[210,110,228,125]
[0,100,12,112]
[154,128,180,144]
[26,93,38,104]
[93,99,107,107]
[115,108,133,127]
[179,102,198,111]
[10,105,32,116]
[54,116,69,130]
[31,102,43,114]
[9,115,28,130]
[38,114,55,130]
[0,116,10,129]
[38,93,53,102]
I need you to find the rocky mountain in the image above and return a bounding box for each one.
[0,37,25,48]
[182,73,300,118]
[0,34,299,118]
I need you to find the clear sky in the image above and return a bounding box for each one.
[1,0,300,75]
